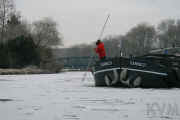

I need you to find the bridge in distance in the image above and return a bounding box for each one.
[57,57,97,70]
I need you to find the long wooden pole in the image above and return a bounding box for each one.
[82,14,111,82]
[98,14,110,40]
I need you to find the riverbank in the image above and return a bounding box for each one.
[0,67,51,75]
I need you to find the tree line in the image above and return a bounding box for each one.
[0,0,62,72]
[62,19,180,58]
[1,0,180,70]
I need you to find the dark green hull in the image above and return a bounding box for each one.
[92,55,180,88]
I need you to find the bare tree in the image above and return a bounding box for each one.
[157,19,180,48]
[32,17,63,48]
[5,13,30,41]
[177,19,180,46]
[0,0,14,43]
[122,23,156,56]
[103,35,122,57]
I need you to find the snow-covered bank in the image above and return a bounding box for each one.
[0,72,180,120]
[0,68,50,75]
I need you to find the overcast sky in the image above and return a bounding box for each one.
[15,0,180,47]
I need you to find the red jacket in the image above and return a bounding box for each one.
[95,42,106,59]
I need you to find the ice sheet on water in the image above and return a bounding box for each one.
[0,72,180,120]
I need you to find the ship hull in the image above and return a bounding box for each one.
[92,55,180,88]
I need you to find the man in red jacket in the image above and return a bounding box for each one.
[95,40,106,60]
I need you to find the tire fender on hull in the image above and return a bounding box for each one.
[104,70,119,86]
[120,68,142,87]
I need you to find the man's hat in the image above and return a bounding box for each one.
[96,40,101,45]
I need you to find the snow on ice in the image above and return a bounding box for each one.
[0,72,180,120]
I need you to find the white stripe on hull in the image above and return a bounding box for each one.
[94,67,168,76]
[94,68,121,74]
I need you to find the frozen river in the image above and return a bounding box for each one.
[0,72,180,120]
